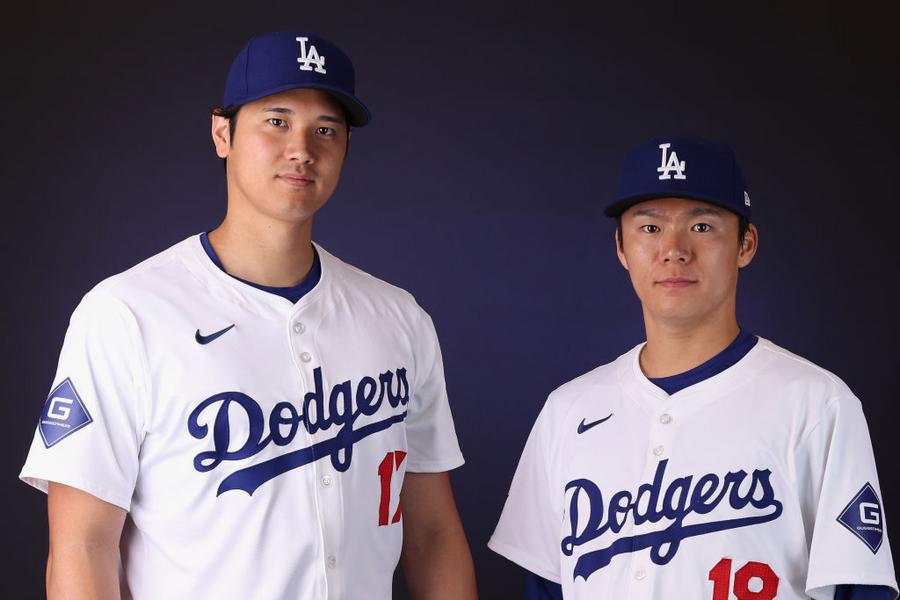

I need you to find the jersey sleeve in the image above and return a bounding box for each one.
[835,585,897,600]
[403,306,464,473]
[19,290,150,511]
[489,400,563,583]
[799,393,898,599]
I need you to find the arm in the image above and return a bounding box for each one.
[399,471,478,600]
[47,482,126,600]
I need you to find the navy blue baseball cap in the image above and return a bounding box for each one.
[222,31,370,127]
[605,135,751,220]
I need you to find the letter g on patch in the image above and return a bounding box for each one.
[39,378,94,448]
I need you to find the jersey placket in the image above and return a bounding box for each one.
[287,302,345,599]
[626,391,680,600]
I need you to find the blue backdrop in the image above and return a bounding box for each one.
[2,2,898,597]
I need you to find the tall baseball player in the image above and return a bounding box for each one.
[20,31,477,599]
[489,135,897,599]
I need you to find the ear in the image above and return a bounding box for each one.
[615,227,629,271]
[211,113,231,158]
[737,223,759,268]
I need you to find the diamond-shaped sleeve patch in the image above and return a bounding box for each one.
[836,482,884,554]
[38,378,93,448]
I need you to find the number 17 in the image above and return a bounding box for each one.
[377,450,406,526]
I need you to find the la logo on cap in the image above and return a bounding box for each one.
[296,36,326,74]
[657,142,686,180]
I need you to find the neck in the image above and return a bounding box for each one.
[639,308,740,378]
[207,210,315,288]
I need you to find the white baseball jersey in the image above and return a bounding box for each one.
[20,235,464,600]
[489,338,897,599]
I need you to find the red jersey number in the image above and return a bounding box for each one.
[708,558,779,600]
[377,450,406,526]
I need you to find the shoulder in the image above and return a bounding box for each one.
[753,337,857,404]
[315,243,427,318]
[542,346,638,417]
[71,237,198,321]
[749,337,866,436]
[85,236,200,307]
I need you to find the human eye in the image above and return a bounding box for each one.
[315,126,336,136]
[691,223,711,233]
[640,224,660,234]
[267,118,288,128]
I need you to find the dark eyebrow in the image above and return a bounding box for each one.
[262,107,294,114]
[261,107,346,126]
[318,114,346,125]
[632,207,665,218]
[632,206,724,219]
[688,206,724,217]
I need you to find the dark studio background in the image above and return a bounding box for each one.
[1,1,898,597]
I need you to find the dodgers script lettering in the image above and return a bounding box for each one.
[562,459,783,581]
[188,366,409,496]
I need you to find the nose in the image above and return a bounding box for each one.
[660,229,691,263]
[286,132,315,164]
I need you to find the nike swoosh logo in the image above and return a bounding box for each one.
[195,324,235,345]
[577,413,613,434]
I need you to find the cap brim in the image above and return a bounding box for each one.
[321,88,370,128]
[604,192,747,219]
[226,82,371,127]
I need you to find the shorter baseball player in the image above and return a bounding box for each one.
[20,31,477,599]
[489,136,897,599]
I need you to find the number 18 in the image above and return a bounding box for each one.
[708,558,779,600]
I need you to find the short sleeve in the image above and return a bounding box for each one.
[403,307,464,473]
[800,394,898,599]
[489,402,563,584]
[19,290,150,511]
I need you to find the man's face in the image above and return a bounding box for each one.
[211,88,349,225]
[616,197,758,327]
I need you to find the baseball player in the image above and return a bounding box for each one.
[20,31,477,599]
[489,135,897,599]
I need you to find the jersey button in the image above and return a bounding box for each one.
[327,555,337,569]
[322,475,333,487]
[300,352,312,363]
[652,445,665,456]
[659,413,673,425]
[293,322,306,334]
[634,569,646,580]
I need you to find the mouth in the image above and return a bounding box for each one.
[655,277,697,288]
[277,173,315,188]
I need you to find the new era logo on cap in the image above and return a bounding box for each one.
[39,378,93,448]
[222,31,371,127]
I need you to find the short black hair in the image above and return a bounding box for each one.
[615,213,751,250]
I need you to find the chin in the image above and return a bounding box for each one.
[646,300,707,324]
[270,197,327,220]
[252,202,314,224]
[276,210,319,225]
